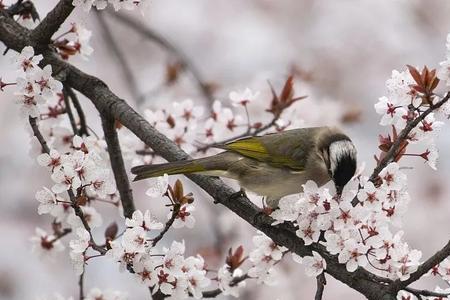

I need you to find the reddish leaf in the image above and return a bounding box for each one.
[407,65,422,86]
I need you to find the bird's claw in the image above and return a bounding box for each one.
[228,188,247,202]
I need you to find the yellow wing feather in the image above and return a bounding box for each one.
[221,136,304,170]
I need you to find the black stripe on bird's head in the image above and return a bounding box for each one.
[328,139,357,195]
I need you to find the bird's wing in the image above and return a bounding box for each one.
[218,127,325,171]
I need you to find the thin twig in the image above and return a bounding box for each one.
[404,287,450,298]
[29,116,50,153]
[315,273,326,300]
[78,272,84,300]
[101,114,135,218]
[95,11,141,102]
[201,274,249,298]
[151,203,180,247]
[106,11,214,106]
[63,85,79,135]
[65,87,89,136]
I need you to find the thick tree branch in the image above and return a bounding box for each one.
[31,0,74,44]
[101,114,135,218]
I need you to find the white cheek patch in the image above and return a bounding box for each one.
[329,140,357,174]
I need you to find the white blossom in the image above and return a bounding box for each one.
[14,46,43,72]
[172,204,196,229]
[146,174,169,198]
[126,210,163,231]
[229,88,259,106]
[35,187,58,215]
[30,227,65,260]
[69,227,90,253]
[302,251,326,277]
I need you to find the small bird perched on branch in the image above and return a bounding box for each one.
[131,127,357,207]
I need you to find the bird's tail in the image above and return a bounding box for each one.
[131,159,207,181]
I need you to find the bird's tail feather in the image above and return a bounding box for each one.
[131,160,206,181]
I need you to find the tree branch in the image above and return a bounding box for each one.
[151,203,180,247]
[101,113,135,218]
[201,274,249,298]
[315,273,326,300]
[31,0,74,44]
[63,85,79,135]
[404,287,450,298]
[65,87,89,136]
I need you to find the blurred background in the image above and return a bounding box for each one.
[1,0,450,299]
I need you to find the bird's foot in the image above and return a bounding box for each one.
[227,188,247,202]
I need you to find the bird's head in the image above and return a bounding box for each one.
[319,132,357,195]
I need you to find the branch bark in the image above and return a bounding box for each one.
[65,87,89,136]
[101,113,136,218]
[31,0,74,44]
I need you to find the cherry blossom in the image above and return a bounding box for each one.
[69,227,90,253]
[125,210,163,231]
[146,174,169,198]
[122,227,147,253]
[302,251,326,277]
[32,65,63,98]
[133,255,161,286]
[30,227,65,260]
[379,163,407,191]
[35,187,58,215]
[13,46,43,72]
[229,88,259,107]
[338,239,369,272]
[37,149,62,171]
[172,203,196,229]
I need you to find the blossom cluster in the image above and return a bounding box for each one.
[374,66,447,170]
[11,46,62,118]
[271,163,422,280]
[53,23,93,60]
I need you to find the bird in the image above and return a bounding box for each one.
[131,127,357,208]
